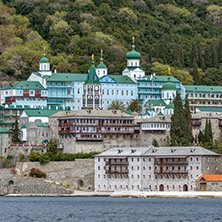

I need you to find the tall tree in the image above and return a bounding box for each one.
[170,92,189,146]
[190,59,200,85]
[184,95,193,144]
[11,115,22,144]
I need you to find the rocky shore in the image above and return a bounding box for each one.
[5,191,222,198]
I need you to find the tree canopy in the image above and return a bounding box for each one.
[1,0,222,85]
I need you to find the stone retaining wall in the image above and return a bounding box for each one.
[0,159,94,195]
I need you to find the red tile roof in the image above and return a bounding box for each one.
[197,175,222,182]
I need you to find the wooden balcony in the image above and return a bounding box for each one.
[105,170,128,174]
[105,162,129,166]
[192,121,201,126]
[154,170,188,174]
[76,137,103,141]
[154,160,188,165]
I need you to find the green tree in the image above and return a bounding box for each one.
[108,100,126,111]
[170,92,189,146]
[184,95,193,143]
[128,99,141,112]
[11,115,22,144]
[47,139,58,155]
[152,138,159,147]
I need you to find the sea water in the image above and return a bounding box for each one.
[0,196,221,222]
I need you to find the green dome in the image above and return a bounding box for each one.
[21,124,27,129]
[126,48,141,60]
[40,56,49,63]
[97,63,107,69]
[162,82,177,91]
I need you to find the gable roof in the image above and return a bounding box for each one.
[96,146,219,157]
[100,75,136,84]
[2,81,46,90]
[147,99,166,107]
[138,75,180,83]
[197,175,222,182]
[0,127,12,134]
[24,109,58,117]
[38,72,88,82]
[184,85,222,93]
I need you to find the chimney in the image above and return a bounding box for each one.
[54,69,57,73]
[66,111,70,115]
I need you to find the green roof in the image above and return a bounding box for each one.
[148,99,166,107]
[126,48,141,60]
[38,123,49,128]
[85,63,100,84]
[184,85,222,93]
[124,66,144,71]
[127,110,133,115]
[21,124,27,129]
[197,107,222,112]
[2,81,46,90]
[24,109,59,117]
[97,62,107,69]
[40,56,49,63]
[146,107,154,112]
[138,75,180,83]
[165,102,174,109]
[107,75,136,84]
[158,111,164,115]
[43,72,87,82]
[0,127,12,133]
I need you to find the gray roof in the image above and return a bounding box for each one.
[192,112,222,120]
[50,110,134,119]
[137,115,171,124]
[96,146,219,157]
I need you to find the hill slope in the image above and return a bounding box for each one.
[1,0,222,86]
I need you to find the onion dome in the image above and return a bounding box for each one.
[126,36,141,60]
[40,56,49,63]
[162,77,177,91]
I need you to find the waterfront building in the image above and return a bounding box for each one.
[196,175,222,191]
[94,146,221,192]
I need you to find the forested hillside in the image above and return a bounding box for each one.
[1,0,222,86]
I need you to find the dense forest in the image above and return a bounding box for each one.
[1,0,222,86]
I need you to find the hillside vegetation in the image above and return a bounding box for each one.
[1,0,222,86]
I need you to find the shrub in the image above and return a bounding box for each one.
[29,168,46,178]
[7,155,15,160]
[19,154,25,162]
[29,152,41,162]
[39,153,50,164]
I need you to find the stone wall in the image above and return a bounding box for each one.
[0,159,94,194]
[16,159,94,190]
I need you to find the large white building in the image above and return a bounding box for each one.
[94,146,221,192]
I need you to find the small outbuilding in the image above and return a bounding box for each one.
[196,175,222,191]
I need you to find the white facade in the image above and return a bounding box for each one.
[122,67,145,81]
[94,146,220,192]
[96,68,108,78]
[161,90,176,105]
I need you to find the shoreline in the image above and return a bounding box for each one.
[4,191,222,198]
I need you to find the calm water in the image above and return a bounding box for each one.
[0,197,221,222]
